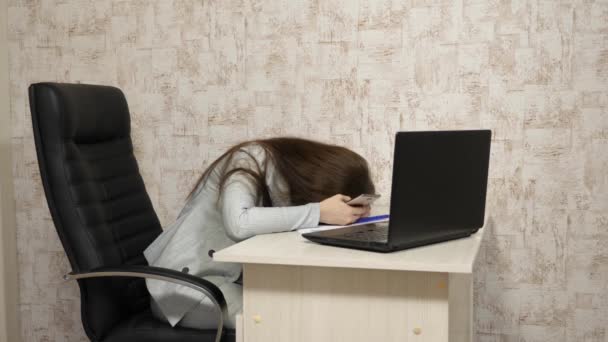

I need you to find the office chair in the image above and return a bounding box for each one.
[29,82,235,342]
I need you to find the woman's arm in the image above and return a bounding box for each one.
[219,173,320,241]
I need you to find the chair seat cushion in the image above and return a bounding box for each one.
[102,309,235,342]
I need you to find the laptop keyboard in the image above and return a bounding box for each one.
[342,226,389,242]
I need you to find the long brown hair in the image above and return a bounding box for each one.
[188,137,375,206]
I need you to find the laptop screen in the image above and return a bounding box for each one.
[388,130,491,233]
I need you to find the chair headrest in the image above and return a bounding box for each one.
[29,82,131,143]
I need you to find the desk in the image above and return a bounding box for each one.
[215,228,485,342]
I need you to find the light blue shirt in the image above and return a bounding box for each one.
[144,144,320,326]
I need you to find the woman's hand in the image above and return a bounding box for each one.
[319,194,369,225]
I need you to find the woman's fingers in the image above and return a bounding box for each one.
[320,194,374,225]
[320,194,361,225]
[350,206,367,216]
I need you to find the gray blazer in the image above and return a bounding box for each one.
[144,144,320,326]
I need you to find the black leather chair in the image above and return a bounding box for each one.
[29,82,236,342]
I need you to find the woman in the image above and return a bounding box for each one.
[144,137,376,329]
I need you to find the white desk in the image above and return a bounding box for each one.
[215,228,485,342]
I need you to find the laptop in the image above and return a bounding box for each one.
[302,130,492,253]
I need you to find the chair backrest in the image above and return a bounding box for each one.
[29,82,162,339]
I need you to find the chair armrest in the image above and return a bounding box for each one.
[65,265,226,342]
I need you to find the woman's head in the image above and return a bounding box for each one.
[190,137,375,206]
[261,137,375,205]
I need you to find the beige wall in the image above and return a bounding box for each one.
[6,0,608,341]
[0,0,20,340]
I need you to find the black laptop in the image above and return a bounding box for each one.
[302,130,492,253]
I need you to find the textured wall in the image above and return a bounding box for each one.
[7,0,608,341]
[1,0,22,339]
